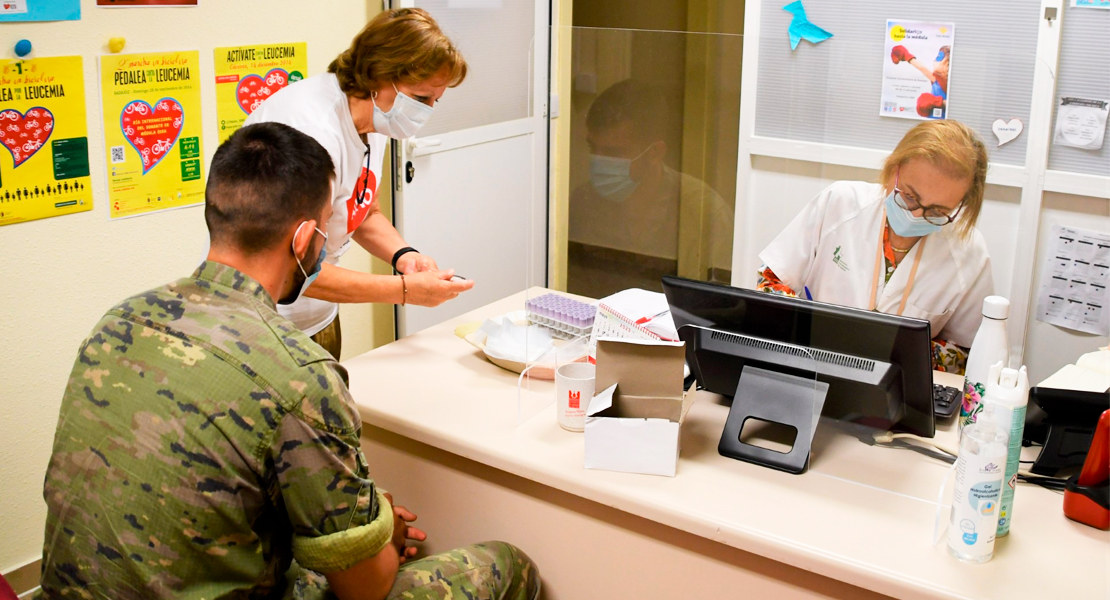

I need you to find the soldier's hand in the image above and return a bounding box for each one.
[388,500,426,564]
[401,270,474,307]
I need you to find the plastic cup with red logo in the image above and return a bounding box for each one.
[556,362,595,432]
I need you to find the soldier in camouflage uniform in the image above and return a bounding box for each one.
[38,122,539,600]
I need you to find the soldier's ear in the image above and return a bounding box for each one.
[291,220,318,261]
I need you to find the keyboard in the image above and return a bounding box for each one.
[934,384,962,418]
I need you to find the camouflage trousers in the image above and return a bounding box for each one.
[286,541,540,600]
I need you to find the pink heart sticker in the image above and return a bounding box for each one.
[120,98,184,175]
[236,68,290,115]
[0,107,54,168]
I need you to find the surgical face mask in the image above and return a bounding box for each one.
[588,145,651,202]
[372,83,434,140]
[885,190,942,237]
[279,222,328,306]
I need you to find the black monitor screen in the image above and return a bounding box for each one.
[662,276,936,437]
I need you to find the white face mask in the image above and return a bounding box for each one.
[372,83,434,139]
[588,145,651,203]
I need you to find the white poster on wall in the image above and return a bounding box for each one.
[1036,225,1110,336]
[1053,97,1109,150]
[880,20,955,121]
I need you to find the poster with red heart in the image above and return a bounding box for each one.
[100,51,204,219]
[96,0,196,6]
[0,56,93,227]
[214,43,307,144]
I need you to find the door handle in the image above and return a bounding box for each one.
[406,138,442,155]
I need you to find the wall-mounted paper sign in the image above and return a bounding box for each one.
[1036,224,1110,336]
[214,43,307,144]
[992,119,1024,147]
[0,56,93,226]
[100,51,204,219]
[880,20,955,121]
[1053,97,1109,151]
[0,0,80,22]
[97,0,197,6]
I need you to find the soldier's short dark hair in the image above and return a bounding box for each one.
[585,79,669,146]
[205,122,335,255]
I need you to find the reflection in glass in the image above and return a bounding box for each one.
[566,29,740,299]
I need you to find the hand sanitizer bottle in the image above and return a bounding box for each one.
[948,403,1009,563]
[980,362,1030,537]
[960,296,1009,433]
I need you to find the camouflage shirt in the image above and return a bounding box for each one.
[39,261,393,599]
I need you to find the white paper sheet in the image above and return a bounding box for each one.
[1036,225,1110,335]
[1053,97,1109,150]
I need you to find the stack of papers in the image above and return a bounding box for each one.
[1038,349,1110,393]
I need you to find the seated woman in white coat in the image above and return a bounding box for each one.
[757,120,992,374]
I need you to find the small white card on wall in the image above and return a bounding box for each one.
[992,119,1023,147]
[1036,225,1110,335]
[1053,97,1109,150]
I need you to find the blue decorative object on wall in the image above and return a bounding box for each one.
[783,1,833,51]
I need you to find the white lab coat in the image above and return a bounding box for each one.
[759,181,993,347]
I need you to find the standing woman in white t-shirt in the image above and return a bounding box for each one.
[244,8,474,357]
[757,120,994,375]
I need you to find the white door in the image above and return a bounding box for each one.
[391,0,549,337]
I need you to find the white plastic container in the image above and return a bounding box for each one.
[960,296,1009,432]
[979,362,1030,537]
[947,404,1009,563]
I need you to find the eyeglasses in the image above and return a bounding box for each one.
[892,169,964,226]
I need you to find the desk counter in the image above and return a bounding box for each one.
[344,290,1107,600]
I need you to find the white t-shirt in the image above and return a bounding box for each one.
[759,181,993,347]
[245,73,389,335]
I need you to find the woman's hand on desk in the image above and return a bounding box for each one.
[403,269,475,307]
[385,492,427,564]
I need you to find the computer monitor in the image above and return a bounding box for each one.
[661,276,936,437]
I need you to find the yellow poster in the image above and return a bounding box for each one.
[0,56,92,227]
[100,51,204,219]
[214,43,307,144]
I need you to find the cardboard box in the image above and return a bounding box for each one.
[584,338,695,477]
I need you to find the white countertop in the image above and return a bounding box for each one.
[344,289,1109,600]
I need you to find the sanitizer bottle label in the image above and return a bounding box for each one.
[948,446,1005,559]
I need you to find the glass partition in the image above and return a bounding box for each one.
[564,27,743,297]
[516,12,1107,515]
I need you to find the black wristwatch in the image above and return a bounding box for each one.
[391,246,419,272]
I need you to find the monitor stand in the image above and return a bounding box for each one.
[718,366,830,474]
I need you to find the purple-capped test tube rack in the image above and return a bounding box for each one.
[524,293,596,340]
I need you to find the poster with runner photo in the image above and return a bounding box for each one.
[880,20,955,121]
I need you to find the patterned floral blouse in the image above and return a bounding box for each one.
[756,228,970,375]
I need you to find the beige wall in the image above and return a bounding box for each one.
[0,0,387,574]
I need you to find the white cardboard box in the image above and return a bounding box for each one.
[584,338,695,477]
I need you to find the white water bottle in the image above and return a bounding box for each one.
[980,362,1030,537]
[960,296,1009,433]
[947,403,1009,563]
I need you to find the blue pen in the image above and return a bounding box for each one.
[804,286,813,301]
